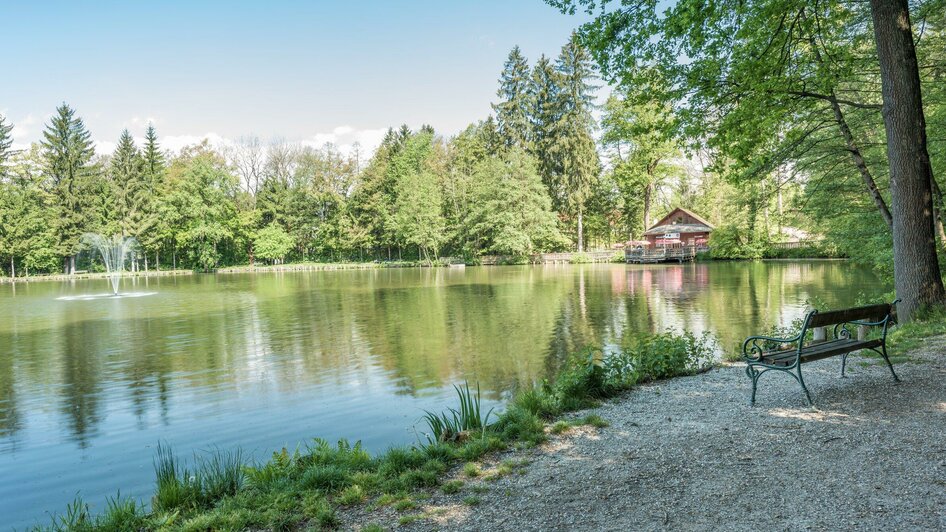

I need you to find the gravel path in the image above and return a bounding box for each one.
[344,338,946,531]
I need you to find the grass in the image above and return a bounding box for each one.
[462,462,481,478]
[422,382,494,444]
[441,480,464,494]
[462,496,482,506]
[39,330,721,531]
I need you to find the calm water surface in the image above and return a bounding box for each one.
[0,262,885,527]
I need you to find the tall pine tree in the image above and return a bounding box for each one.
[493,46,534,151]
[140,123,167,268]
[0,114,13,167]
[41,103,97,273]
[552,35,600,252]
[109,129,148,239]
[530,55,565,211]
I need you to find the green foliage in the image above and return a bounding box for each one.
[708,225,765,260]
[493,46,534,151]
[463,149,566,256]
[422,382,494,444]
[253,222,294,263]
[152,443,243,512]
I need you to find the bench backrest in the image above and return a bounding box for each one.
[806,303,893,329]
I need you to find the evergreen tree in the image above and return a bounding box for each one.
[109,129,148,238]
[139,124,167,267]
[551,35,600,252]
[0,114,13,167]
[493,46,534,151]
[530,55,564,208]
[41,103,97,273]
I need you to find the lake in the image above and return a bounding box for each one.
[0,261,884,527]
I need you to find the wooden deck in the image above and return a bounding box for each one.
[625,246,699,264]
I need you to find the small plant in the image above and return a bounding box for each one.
[442,479,464,494]
[362,524,385,532]
[462,462,481,478]
[577,414,609,428]
[98,493,147,531]
[462,495,482,506]
[422,382,494,444]
[336,484,366,505]
[393,498,417,512]
[550,420,571,434]
[398,514,424,526]
[48,496,92,532]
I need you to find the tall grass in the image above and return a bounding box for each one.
[422,382,494,444]
[153,442,244,512]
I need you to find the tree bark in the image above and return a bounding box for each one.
[828,93,894,229]
[9,256,14,279]
[870,0,946,320]
[931,176,946,249]
[577,208,585,252]
[642,180,653,232]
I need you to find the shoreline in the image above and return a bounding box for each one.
[2,256,847,286]
[0,268,193,285]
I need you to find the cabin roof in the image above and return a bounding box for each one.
[649,207,715,231]
[643,223,713,236]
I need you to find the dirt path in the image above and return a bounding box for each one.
[347,337,946,531]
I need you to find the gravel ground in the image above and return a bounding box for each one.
[342,337,946,531]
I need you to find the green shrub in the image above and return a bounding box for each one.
[301,464,351,491]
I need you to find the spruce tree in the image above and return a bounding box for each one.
[140,124,167,267]
[493,46,534,151]
[109,129,147,237]
[41,103,97,273]
[552,35,600,252]
[0,114,13,167]
[530,55,565,210]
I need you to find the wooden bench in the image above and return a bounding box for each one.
[742,300,900,405]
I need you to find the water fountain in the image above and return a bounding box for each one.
[80,233,139,296]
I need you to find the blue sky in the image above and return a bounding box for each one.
[2,0,596,154]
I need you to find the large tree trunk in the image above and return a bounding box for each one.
[870,0,946,321]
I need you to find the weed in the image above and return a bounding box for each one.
[442,480,464,494]
[550,420,571,434]
[462,462,481,478]
[462,496,481,506]
[577,414,609,428]
[398,514,424,526]
[393,498,417,512]
[336,484,366,505]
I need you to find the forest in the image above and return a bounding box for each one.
[1,1,946,313]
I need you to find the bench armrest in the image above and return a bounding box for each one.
[742,334,801,362]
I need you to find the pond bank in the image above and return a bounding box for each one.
[356,337,946,531]
[0,268,192,284]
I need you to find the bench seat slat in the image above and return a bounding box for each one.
[806,303,891,328]
[760,338,882,366]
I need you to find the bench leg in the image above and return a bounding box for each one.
[794,365,813,406]
[746,365,760,405]
[840,352,849,378]
[880,344,900,382]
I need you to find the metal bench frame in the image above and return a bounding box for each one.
[742,300,901,405]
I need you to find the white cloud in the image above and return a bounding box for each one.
[300,125,387,157]
[88,126,388,158]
